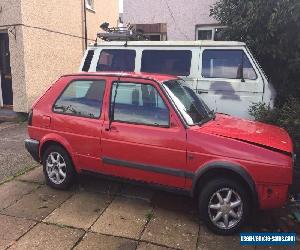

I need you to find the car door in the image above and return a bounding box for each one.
[100,77,188,189]
[197,47,264,118]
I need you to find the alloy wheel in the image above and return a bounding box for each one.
[208,188,243,230]
[46,152,67,185]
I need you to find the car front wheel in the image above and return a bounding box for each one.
[42,145,76,190]
[198,178,249,235]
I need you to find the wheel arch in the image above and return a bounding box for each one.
[192,161,258,209]
[39,134,78,171]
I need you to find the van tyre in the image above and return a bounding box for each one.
[198,178,249,235]
[42,145,76,190]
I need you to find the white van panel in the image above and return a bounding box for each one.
[196,46,264,118]
[80,42,275,119]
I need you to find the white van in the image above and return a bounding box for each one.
[79,41,275,118]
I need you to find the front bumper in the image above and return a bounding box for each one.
[24,139,40,162]
[257,184,289,209]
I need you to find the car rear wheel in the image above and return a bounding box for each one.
[198,178,249,235]
[42,145,76,190]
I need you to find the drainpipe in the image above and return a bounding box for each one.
[83,0,88,50]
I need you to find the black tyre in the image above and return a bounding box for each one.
[42,145,76,190]
[198,178,250,235]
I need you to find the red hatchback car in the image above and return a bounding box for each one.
[25,72,294,234]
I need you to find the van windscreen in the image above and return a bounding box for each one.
[96,49,136,72]
[141,50,192,76]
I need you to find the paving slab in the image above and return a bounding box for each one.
[3,185,73,220]
[0,123,36,183]
[17,166,45,184]
[9,222,84,250]
[118,183,154,202]
[45,191,112,229]
[0,214,36,250]
[74,232,137,250]
[0,180,38,210]
[137,242,173,250]
[79,175,121,195]
[197,223,254,250]
[152,191,198,215]
[91,196,150,239]
[141,208,199,250]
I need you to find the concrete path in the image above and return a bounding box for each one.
[0,167,298,250]
[0,122,37,183]
[0,122,299,249]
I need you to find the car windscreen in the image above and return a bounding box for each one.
[162,80,213,125]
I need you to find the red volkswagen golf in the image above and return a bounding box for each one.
[25,72,294,235]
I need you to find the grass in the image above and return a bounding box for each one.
[146,210,154,222]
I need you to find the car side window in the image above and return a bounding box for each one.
[110,82,170,127]
[141,50,192,76]
[202,50,257,80]
[53,80,106,118]
[96,49,136,72]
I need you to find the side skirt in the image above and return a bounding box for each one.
[80,169,193,197]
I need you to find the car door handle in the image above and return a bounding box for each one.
[197,90,208,94]
[105,126,119,132]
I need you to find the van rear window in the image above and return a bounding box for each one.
[202,50,257,80]
[141,50,192,76]
[97,49,136,72]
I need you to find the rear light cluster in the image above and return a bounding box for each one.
[28,109,33,126]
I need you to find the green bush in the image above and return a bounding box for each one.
[249,98,300,167]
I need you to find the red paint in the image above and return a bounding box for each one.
[27,72,294,210]
[200,114,293,153]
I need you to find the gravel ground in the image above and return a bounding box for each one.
[0,122,37,183]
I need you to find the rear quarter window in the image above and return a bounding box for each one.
[53,80,106,119]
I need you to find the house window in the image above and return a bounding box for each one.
[85,0,94,10]
[196,26,226,41]
[198,30,212,40]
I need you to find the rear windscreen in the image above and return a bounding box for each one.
[141,50,192,76]
[96,49,136,72]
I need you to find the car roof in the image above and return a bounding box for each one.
[62,72,180,83]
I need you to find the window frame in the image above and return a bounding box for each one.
[109,81,171,128]
[96,49,136,72]
[85,0,95,11]
[201,49,258,80]
[195,25,226,41]
[52,79,106,119]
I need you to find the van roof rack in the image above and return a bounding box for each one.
[97,22,149,42]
